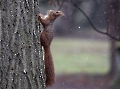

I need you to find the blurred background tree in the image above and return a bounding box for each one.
[106,0,120,89]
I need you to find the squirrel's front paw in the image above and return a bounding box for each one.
[38,13,43,20]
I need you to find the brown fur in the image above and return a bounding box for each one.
[38,10,64,87]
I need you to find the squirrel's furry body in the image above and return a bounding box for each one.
[38,10,64,87]
[40,28,54,87]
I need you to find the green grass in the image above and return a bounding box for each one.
[51,38,110,74]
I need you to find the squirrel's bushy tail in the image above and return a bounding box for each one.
[44,47,55,87]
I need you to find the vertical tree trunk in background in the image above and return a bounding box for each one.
[106,0,120,89]
[0,0,45,89]
[106,0,120,75]
[109,38,116,75]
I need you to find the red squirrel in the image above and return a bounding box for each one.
[38,10,64,87]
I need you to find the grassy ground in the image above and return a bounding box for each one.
[51,37,110,74]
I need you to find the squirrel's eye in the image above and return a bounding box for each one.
[56,11,58,13]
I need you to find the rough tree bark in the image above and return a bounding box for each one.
[0,0,45,89]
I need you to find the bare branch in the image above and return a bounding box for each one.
[70,0,120,41]
[57,0,65,10]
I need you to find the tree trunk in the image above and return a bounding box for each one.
[0,0,45,89]
[111,47,120,89]
[106,0,120,75]
[109,38,116,75]
[106,0,120,89]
